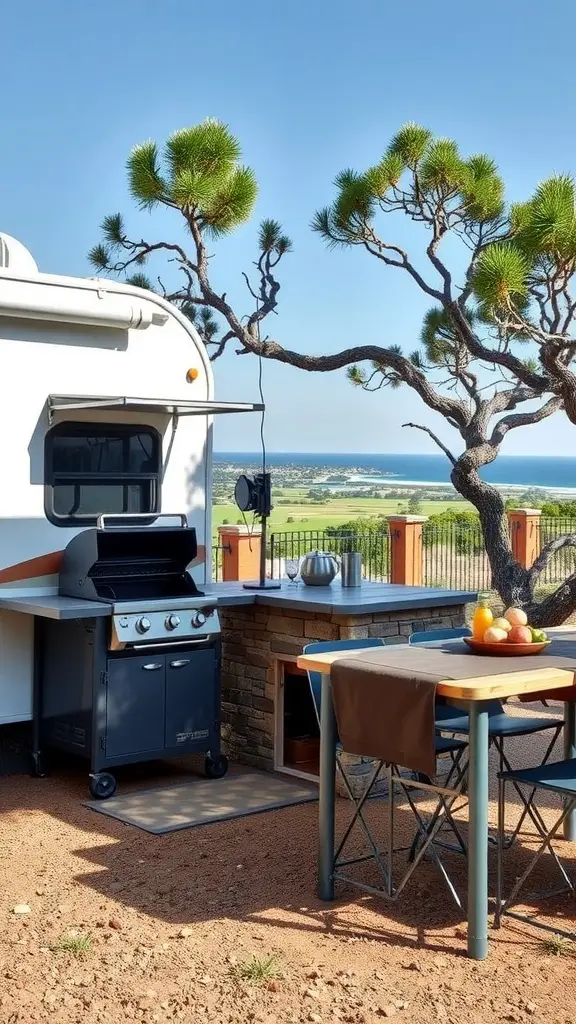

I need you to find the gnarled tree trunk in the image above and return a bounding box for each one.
[450,458,535,608]
[450,456,576,626]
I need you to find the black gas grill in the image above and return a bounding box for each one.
[41,514,227,798]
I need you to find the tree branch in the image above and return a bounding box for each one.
[447,300,552,392]
[426,207,453,299]
[529,533,576,583]
[489,396,562,447]
[361,230,445,302]
[106,238,198,275]
[208,329,236,361]
[235,336,471,427]
[402,422,457,465]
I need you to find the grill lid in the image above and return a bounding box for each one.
[59,526,202,603]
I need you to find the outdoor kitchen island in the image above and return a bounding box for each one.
[0,580,476,788]
[204,580,477,781]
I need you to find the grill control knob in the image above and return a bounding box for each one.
[135,617,151,634]
[191,610,207,629]
[165,614,181,631]
[119,617,129,628]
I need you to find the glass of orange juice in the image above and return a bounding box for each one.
[472,596,493,640]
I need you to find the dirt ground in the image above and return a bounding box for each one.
[2,720,576,1024]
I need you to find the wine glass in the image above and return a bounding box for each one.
[285,558,300,584]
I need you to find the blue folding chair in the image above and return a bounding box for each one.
[305,638,385,725]
[409,628,472,645]
[496,758,576,933]
[409,627,563,844]
[303,638,468,905]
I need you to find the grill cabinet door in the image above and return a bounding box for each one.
[165,648,217,749]
[105,656,166,757]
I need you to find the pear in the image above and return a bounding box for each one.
[484,626,508,643]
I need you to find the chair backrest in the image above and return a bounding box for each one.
[409,626,503,714]
[303,638,386,728]
[409,627,471,645]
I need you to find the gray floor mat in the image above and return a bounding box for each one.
[85,770,318,833]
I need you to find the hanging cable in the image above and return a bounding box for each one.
[233,298,279,589]
[248,305,267,551]
[256,302,267,480]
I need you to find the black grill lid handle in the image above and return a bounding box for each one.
[96,513,189,530]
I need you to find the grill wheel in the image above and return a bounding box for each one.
[89,772,118,800]
[204,754,228,779]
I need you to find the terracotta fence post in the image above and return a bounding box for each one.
[387,515,428,586]
[217,525,262,581]
[507,508,542,569]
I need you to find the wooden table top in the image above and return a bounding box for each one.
[297,628,576,701]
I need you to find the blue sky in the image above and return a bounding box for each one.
[1,0,575,456]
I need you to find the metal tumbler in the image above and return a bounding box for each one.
[341,551,362,588]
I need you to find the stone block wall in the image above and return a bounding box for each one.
[220,602,466,771]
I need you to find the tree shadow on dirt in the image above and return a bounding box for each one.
[2,748,575,955]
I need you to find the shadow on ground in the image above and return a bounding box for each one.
[1,708,575,955]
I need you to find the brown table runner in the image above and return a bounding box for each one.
[331,656,443,776]
[330,636,576,778]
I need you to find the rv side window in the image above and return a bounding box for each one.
[44,423,161,525]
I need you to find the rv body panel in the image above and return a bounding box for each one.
[0,245,216,723]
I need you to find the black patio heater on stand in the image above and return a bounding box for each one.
[234,472,281,590]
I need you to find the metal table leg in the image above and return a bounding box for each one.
[467,702,490,960]
[563,702,576,841]
[318,672,336,901]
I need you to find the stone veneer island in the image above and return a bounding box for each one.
[204,582,476,776]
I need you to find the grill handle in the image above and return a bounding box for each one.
[142,663,163,671]
[170,659,191,668]
[96,513,188,530]
[131,636,215,651]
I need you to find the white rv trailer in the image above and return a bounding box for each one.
[0,234,261,727]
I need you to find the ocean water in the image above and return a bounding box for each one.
[215,452,576,491]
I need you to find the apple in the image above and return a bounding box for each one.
[492,616,512,633]
[484,626,508,643]
[507,625,532,644]
[504,607,528,627]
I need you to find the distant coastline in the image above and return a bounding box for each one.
[215,452,576,496]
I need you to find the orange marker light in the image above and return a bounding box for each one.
[186,368,199,383]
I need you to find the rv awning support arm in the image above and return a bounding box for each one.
[161,414,179,483]
[47,396,265,422]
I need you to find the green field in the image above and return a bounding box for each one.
[212,490,472,535]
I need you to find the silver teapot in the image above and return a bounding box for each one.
[300,550,340,587]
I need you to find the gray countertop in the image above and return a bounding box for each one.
[202,581,477,615]
[0,595,112,620]
[0,581,476,621]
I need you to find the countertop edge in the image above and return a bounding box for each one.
[254,592,477,614]
[0,596,112,620]
[0,584,477,620]
[205,582,477,615]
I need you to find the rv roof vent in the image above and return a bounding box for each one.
[0,234,38,276]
